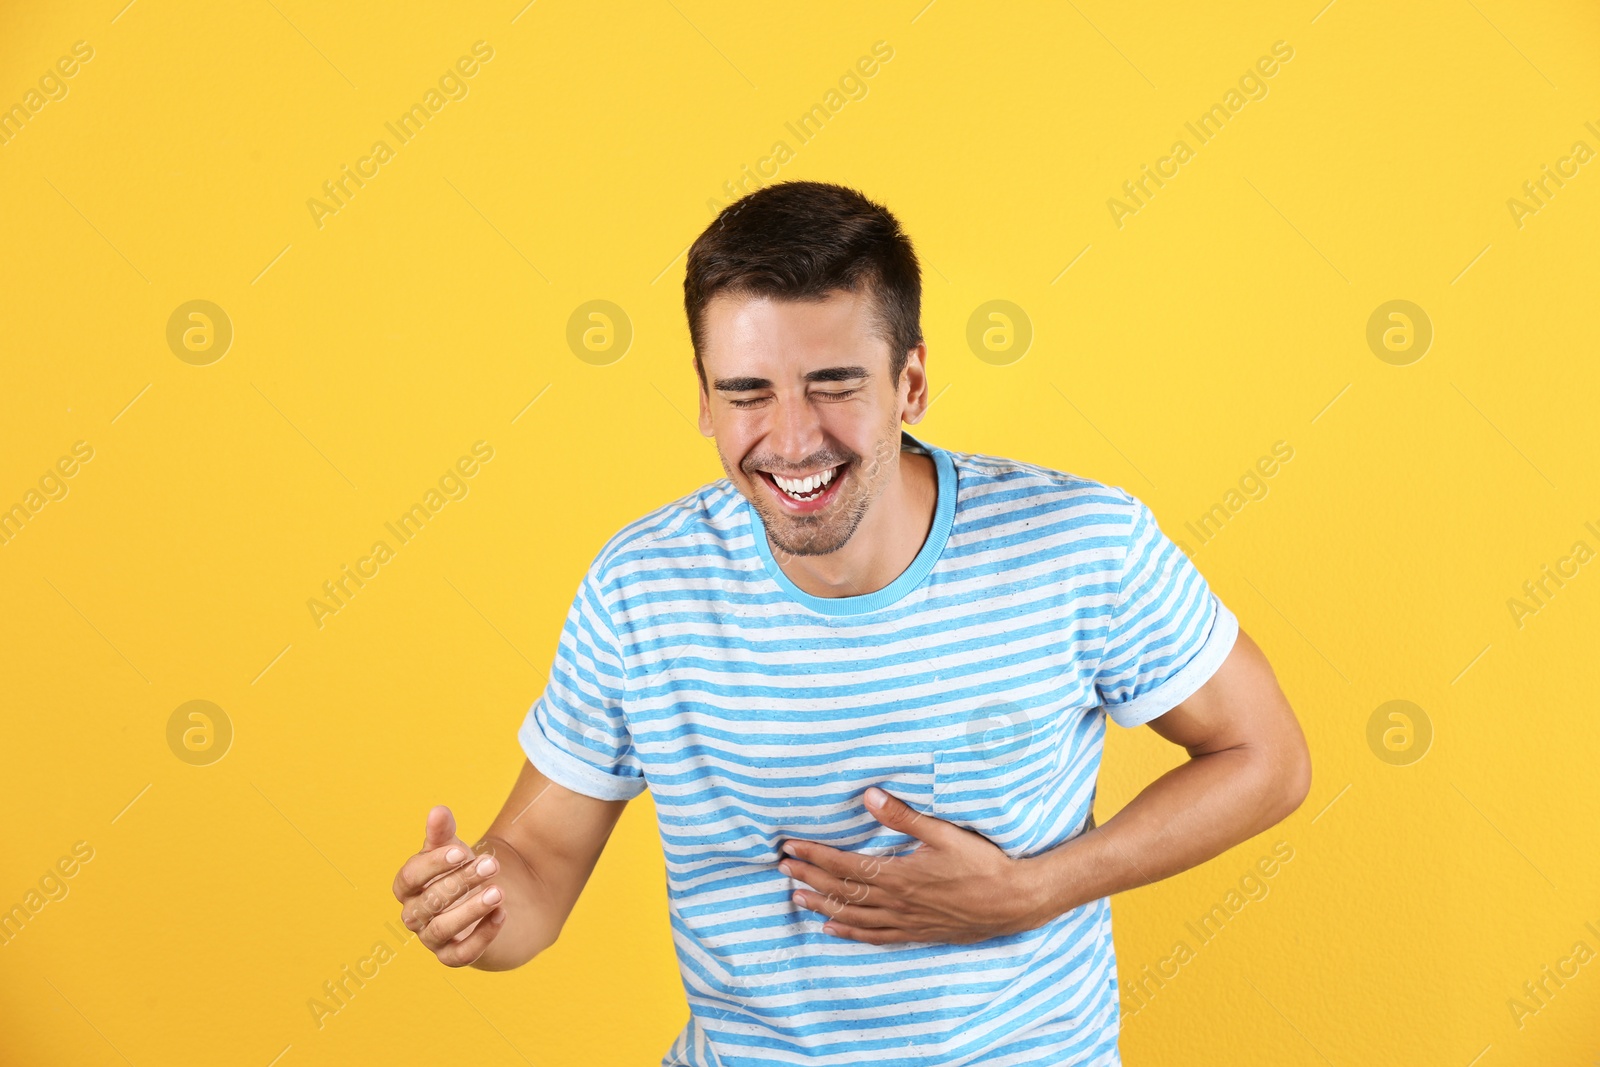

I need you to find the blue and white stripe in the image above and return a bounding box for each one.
[520,432,1238,1067]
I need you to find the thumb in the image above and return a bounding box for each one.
[864,786,947,845]
[422,805,461,851]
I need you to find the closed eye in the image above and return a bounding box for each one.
[723,385,862,410]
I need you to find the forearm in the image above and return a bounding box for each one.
[1021,744,1303,923]
[467,833,563,971]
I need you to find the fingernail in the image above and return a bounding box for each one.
[492,910,506,924]
[483,886,503,905]
[476,857,496,877]
[865,787,886,807]
[781,842,796,856]
[792,891,805,906]
[778,862,792,876]
[446,847,465,863]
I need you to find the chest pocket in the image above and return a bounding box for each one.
[931,698,1079,858]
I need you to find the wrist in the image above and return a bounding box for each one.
[1017,828,1101,926]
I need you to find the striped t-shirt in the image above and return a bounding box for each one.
[519,430,1239,1067]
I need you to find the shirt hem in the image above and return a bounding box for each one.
[518,712,648,801]
[1103,595,1240,729]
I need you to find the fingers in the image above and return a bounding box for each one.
[393,840,475,902]
[820,922,916,945]
[791,889,899,929]
[393,805,477,903]
[781,838,903,887]
[864,787,958,847]
[434,906,507,968]
[394,806,508,967]
[420,880,506,952]
[423,805,458,851]
[401,851,501,929]
[780,856,877,905]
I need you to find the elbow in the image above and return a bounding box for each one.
[521,916,565,964]
[468,929,557,973]
[1272,731,1313,824]
[1242,721,1311,831]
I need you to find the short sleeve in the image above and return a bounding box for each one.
[517,567,647,800]
[1094,492,1239,729]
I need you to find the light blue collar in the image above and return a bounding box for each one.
[746,430,956,616]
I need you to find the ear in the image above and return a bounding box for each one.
[900,343,930,425]
[695,357,714,437]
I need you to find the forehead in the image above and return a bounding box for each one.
[700,288,887,373]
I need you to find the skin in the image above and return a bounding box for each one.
[693,287,937,598]
[392,285,1312,965]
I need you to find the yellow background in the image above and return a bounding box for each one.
[2,0,1597,1063]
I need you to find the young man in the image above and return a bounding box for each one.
[393,181,1311,1066]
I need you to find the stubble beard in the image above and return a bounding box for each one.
[731,417,902,559]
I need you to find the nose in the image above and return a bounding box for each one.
[767,390,825,464]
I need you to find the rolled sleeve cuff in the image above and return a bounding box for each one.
[1103,595,1240,729]
[518,713,648,801]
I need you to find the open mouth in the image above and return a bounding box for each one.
[758,463,847,510]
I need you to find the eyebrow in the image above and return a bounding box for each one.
[713,365,871,391]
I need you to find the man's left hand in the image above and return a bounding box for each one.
[778,786,1054,945]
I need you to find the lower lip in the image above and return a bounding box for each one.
[761,465,846,514]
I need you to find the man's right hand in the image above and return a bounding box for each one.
[392,805,507,968]
[390,760,633,972]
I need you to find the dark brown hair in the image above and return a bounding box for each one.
[683,180,923,393]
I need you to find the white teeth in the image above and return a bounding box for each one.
[772,465,839,498]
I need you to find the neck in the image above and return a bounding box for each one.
[774,442,938,600]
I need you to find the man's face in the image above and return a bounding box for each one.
[695,288,927,558]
